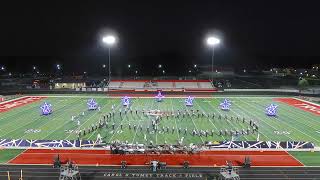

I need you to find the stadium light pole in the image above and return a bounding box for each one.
[102,35,116,82]
[206,36,220,81]
[127,64,131,77]
[135,70,138,80]
[158,64,162,76]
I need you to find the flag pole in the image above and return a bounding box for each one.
[7,171,10,180]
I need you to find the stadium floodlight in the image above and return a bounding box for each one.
[135,70,138,74]
[102,34,117,82]
[162,70,165,74]
[33,66,36,70]
[207,36,220,46]
[206,36,220,81]
[102,35,116,45]
[128,64,131,68]
[56,64,61,70]
[158,64,162,68]
[102,64,106,68]
[194,64,197,68]
[1,66,5,71]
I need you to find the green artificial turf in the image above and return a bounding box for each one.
[0,95,319,145]
[0,149,25,163]
[289,151,320,166]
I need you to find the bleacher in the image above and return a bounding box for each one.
[122,81,146,88]
[108,80,216,92]
[175,82,198,88]
[157,82,174,89]
[108,81,122,89]
[198,82,213,88]
[108,80,146,89]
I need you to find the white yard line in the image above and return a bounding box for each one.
[218,101,250,141]
[1,99,75,139]
[194,99,226,141]
[105,104,123,143]
[182,102,204,143]
[243,99,320,143]
[63,99,114,140]
[155,99,161,144]
[278,99,320,124]
[0,96,27,105]
[89,103,122,143]
[130,98,151,144]
[72,100,116,140]
[231,98,275,141]
[278,104,320,131]
[293,97,320,106]
[0,97,49,123]
[107,98,147,143]
[239,98,295,141]
[20,98,84,140]
[34,95,292,99]
[206,99,250,141]
[66,99,117,140]
[170,98,180,141]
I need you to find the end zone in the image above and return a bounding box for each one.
[0,96,46,113]
[274,97,320,116]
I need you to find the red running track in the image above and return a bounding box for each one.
[9,149,303,167]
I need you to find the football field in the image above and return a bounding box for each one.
[0,95,319,146]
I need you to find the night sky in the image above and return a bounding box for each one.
[1,1,320,75]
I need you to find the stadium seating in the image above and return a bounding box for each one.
[157,82,174,89]
[198,82,214,88]
[175,82,198,88]
[107,80,216,92]
[121,82,145,88]
[108,81,122,88]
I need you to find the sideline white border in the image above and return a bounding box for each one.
[0,96,28,105]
